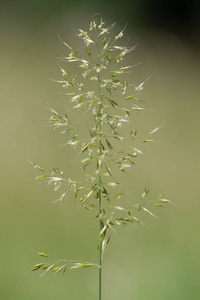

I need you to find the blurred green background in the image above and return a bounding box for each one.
[1,0,200,299]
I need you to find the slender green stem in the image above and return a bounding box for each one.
[98,145,102,300]
[97,38,102,300]
[98,127,102,300]
[98,192,102,300]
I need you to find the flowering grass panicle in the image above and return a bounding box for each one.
[30,16,170,300]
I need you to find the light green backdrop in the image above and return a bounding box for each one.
[0,4,200,300]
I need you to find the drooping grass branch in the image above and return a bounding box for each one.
[30,16,170,300]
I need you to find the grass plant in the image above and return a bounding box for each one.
[30,16,170,300]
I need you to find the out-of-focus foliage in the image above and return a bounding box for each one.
[0,4,200,300]
[0,0,199,44]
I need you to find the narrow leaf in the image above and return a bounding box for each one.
[143,139,154,143]
[105,138,113,150]
[55,266,65,273]
[81,143,90,153]
[114,206,125,211]
[133,217,143,224]
[106,98,119,107]
[148,126,160,136]
[46,264,55,272]
[32,263,43,271]
[142,207,157,218]
[70,263,92,269]
[38,252,48,258]
[141,188,149,198]
[29,160,45,172]
[100,225,108,237]
[131,130,137,140]
[158,198,171,203]
[86,49,91,57]
[105,163,113,177]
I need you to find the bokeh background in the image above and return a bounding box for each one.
[1,0,200,299]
